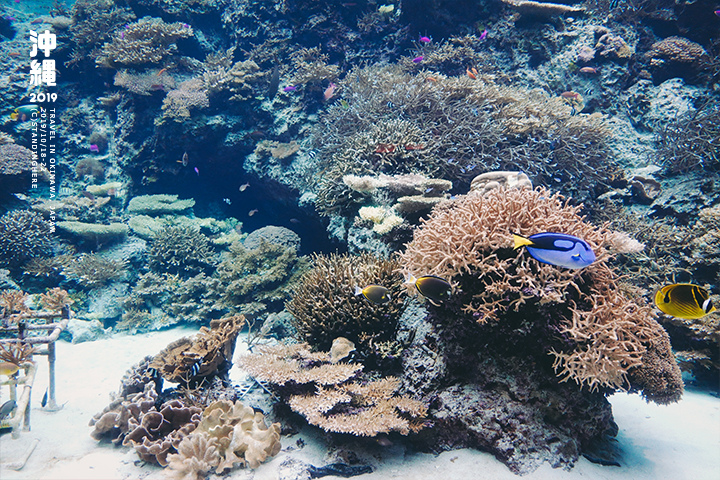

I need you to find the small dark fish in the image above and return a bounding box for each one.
[654,283,716,320]
[0,400,16,420]
[41,388,48,407]
[406,274,452,306]
[307,150,317,159]
[31,18,44,24]
[513,232,595,269]
[82,191,96,201]
[289,218,300,224]
[268,62,280,99]
[354,284,391,304]
[308,463,373,478]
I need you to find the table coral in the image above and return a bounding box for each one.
[238,342,427,437]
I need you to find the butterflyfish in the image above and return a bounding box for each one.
[513,232,596,269]
[654,283,716,320]
[354,284,391,304]
[405,274,452,306]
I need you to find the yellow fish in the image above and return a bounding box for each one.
[0,362,20,376]
[654,283,716,320]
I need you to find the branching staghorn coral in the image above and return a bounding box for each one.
[215,240,310,316]
[149,225,217,277]
[286,253,406,364]
[0,210,54,270]
[655,100,720,174]
[62,254,126,288]
[97,16,193,68]
[238,342,427,436]
[398,186,682,401]
[311,64,618,213]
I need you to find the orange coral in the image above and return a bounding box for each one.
[239,342,427,436]
[398,186,682,400]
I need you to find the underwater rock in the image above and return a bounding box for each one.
[85,282,130,326]
[629,176,662,204]
[66,318,112,344]
[127,194,195,216]
[244,225,301,252]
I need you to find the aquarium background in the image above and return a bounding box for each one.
[0,0,719,479]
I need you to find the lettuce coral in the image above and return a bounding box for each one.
[166,399,281,478]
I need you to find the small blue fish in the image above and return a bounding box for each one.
[513,232,595,269]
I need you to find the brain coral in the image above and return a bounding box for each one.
[398,186,682,402]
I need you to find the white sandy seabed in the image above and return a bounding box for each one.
[0,326,718,480]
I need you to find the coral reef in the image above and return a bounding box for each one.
[0,144,35,176]
[127,194,195,215]
[501,0,583,17]
[398,186,682,401]
[646,36,711,84]
[97,16,193,68]
[238,343,427,436]
[160,78,210,123]
[0,210,54,270]
[148,316,244,384]
[655,101,720,174]
[286,253,406,365]
[215,240,309,316]
[56,221,128,245]
[167,399,281,477]
[311,63,618,221]
[148,226,217,277]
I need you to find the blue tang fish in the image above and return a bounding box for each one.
[513,232,595,269]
